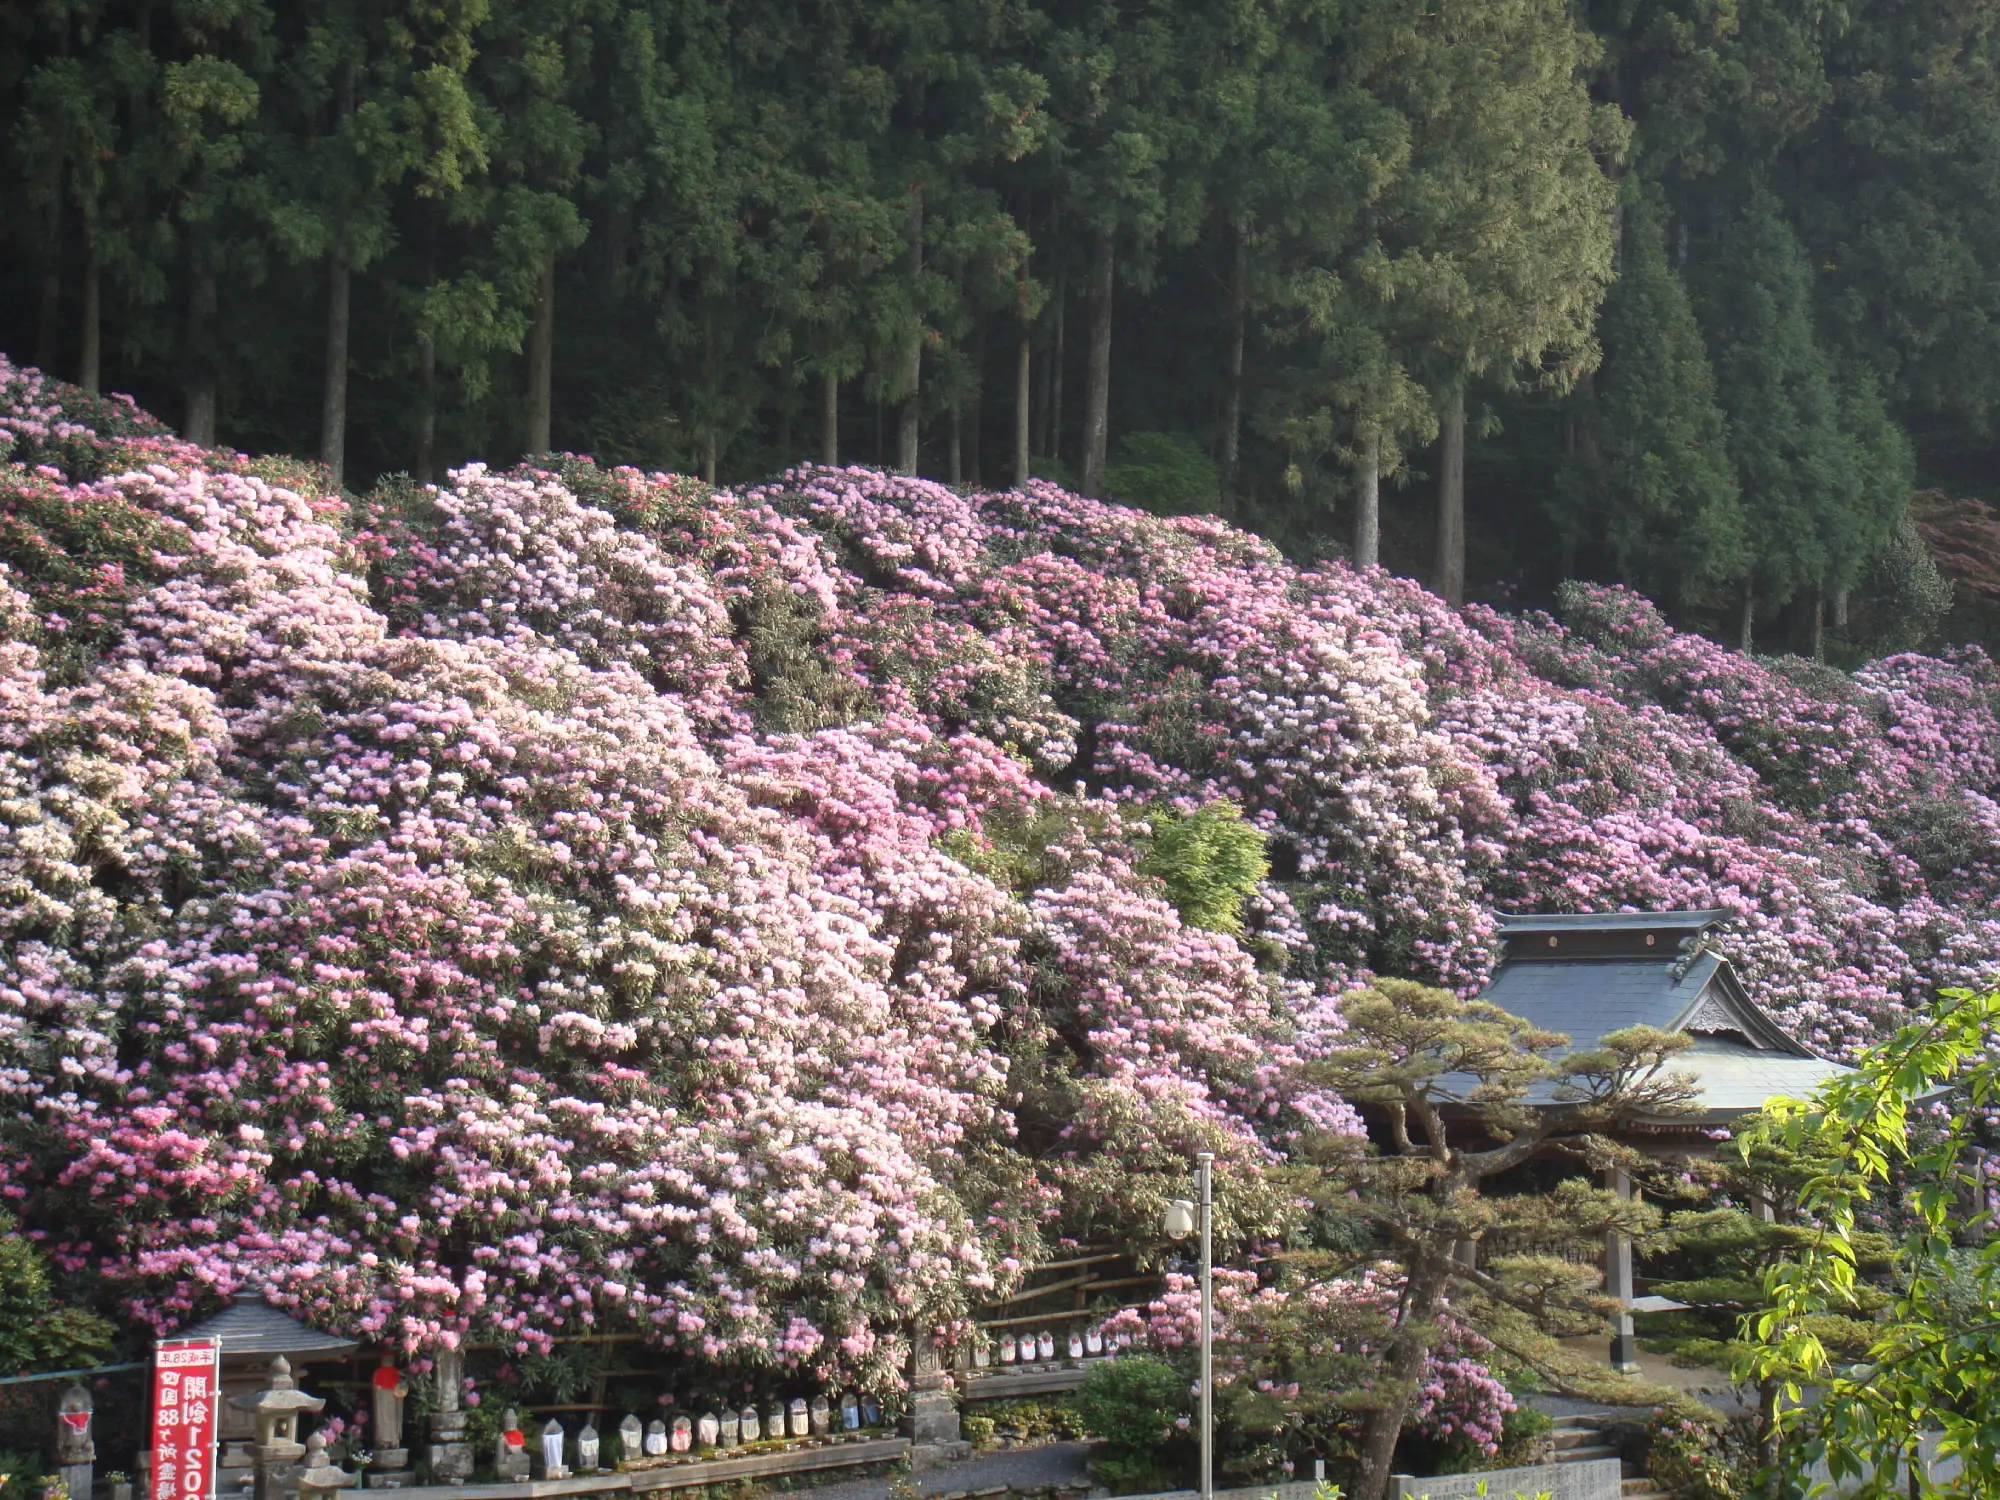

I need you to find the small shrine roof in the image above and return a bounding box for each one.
[176,1299,358,1359]
[1495,908,1730,939]
[1466,909,1852,1124]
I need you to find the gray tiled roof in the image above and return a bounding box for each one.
[1449,914,1856,1122]
[1632,1037,1852,1119]
[175,1300,358,1358]
[1477,952,1720,1053]
[1496,908,1728,937]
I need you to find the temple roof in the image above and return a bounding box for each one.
[176,1298,358,1360]
[1471,909,1851,1124]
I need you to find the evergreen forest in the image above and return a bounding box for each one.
[9,0,2000,654]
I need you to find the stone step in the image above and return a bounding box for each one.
[1550,1412,1615,1429]
[1553,1444,1620,1464]
[1550,1427,1604,1449]
[1621,1485,1669,1500]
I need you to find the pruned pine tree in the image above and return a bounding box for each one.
[1303,979,1694,1500]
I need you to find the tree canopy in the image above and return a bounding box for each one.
[10,0,2000,653]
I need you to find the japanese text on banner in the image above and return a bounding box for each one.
[152,1340,220,1500]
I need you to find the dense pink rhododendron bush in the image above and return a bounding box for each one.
[5,354,2000,1388]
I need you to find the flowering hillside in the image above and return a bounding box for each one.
[4,356,1998,1376]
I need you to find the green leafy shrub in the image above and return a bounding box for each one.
[1103,432,1221,517]
[1489,1404,1554,1468]
[1074,1356,1191,1493]
[0,1211,117,1375]
[1138,801,1269,935]
[1089,1451,1183,1496]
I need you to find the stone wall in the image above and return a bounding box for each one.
[1387,1458,1621,1500]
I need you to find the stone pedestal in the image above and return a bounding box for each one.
[363,1465,414,1492]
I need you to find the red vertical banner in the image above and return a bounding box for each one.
[152,1338,222,1500]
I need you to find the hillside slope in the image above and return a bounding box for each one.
[3,354,1997,1360]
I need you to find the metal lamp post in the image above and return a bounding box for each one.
[1162,1151,1214,1500]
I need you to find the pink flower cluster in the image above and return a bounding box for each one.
[4,353,1997,1380]
[0,362,1356,1381]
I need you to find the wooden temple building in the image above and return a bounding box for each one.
[1475,909,1852,1370]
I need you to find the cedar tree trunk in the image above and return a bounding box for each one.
[1432,383,1466,605]
[1081,228,1114,497]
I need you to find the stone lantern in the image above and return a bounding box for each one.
[295,1434,357,1500]
[228,1358,325,1500]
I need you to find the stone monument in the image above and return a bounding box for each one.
[426,1348,474,1485]
[900,1334,966,1472]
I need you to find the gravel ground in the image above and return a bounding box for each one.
[790,1441,1097,1500]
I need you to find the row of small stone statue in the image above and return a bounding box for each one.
[498,1393,886,1478]
[974,1327,1127,1368]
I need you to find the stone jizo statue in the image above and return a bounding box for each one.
[839,1394,859,1432]
[618,1416,643,1465]
[576,1422,599,1474]
[697,1413,718,1447]
[809,1396,830,1437]
[537,1419,567,1480]
[669,1416,690,1453]
[55,1385,95,1466]
[493,1411,530,1483]
[369,1358,408,1457]
[738,1406,759,1444]
[718,1411,739,1447]
[55,1384,94,1500]
[643,1419,667,1457]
